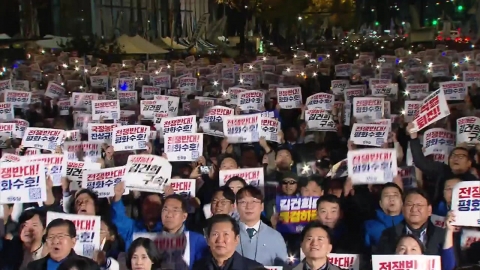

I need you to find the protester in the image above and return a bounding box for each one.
[192,214,266,269]
[125,238,162,270]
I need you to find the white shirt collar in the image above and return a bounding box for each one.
[243,220,261,232]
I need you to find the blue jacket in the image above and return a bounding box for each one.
[433,200,449,217]
[364,209,404,248]
[111,200,163,249]
[111,200,208,269]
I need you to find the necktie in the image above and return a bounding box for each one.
[246,228,256,239]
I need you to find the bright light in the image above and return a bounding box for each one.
[298,16,302,21]
[286,68,291,72]
[288,255,296,263]
[312,72,317,77]
[222,91,227,96]
[401,109,406,115]
[465,56,470,62]
[239,79,244,84]
[326,54,330,58]
[404,91,409,96]
[249,65,253,70]
[84,69,88,73]
[62,64,68,68]
[453,75,458,80]
[301,164,310,174]
[408,50,412,54]
[155,71,159,75]
[263,56,267,61]
[74,60,78,63]
[428,62,433,67]
[399,70,404,74]
[300,72,305,76]
[154,60,157,63]
[453,62,459,67]
[74,67,79,71]
[122,63,126,67]
[41,50,45,54]
[60,82,64,86]
[427,69,432,73]
[213,80,219,86]
[167,64,171,69]
[79,86,83,89]
[293,54,297,58]
[376,65,380,69]
[111,87,116,91]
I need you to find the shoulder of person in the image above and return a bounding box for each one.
[26,256,47,270]
[327,263,343,270]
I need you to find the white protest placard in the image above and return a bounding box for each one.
[260,118,280,143]
[237,90,264,111]
[87,123,120,143]
[305,109,336,131]
[328,254,360,270]
[67,161,102,191]
[154,95,180,117]
[63,141,83,161]
[430,214,446,228]
[372,255,441,270]
[0,162,46,204]
[0,123,14,146]
[124,155,172,193]
[227,87,247,105]
[151,74,171,88]
[90,75,109,88]
[164,133,203,162]
[463,71,480,86]
[277,87,302,109]
[411,89,450,132]
[223,114,261,143]
[219,167,264,190]
[331,80,349,95]
[200,106,234,137]
[431,64,449,77]
[371,83,398,97]
[347,148,397,184]
[82,142,102,163]
[117,77,135,91]
[398,166,417,190]
[141,85,161,99]
[460,229,480,249]
[0,103,14,121]
[0,79,12,91]
[352,97,384,123]
[178,76,197,90]
[440,81,467,100]
[344,88,365,102]
[239,72,257,86]
[451,181,480,227]
[423,128,455,156]
[264,267,282,270]
[112,125,150,151]
[9,119,28,138]
[23,154,67,186]
[140,100,168,119]
[45,82,65,98]
[91,100,120,121]
[117,91,137,106]
[334,64,352,77]
[405,83,429,100]
[369,79,390,89]
[0,153,22,163]
[305,93,334,110]
[13,79,29,91]
[5,90,31,108]
[72,93,99,109]
[404,100,422,122]
[58,100,71,115]
[457,116,480,145]
[46,212,100,259]
[132,232,190,270]
[82,166,126,198]
[22,128,65,151]
[170,179,196,197]
[159,115,196,136]
[74,113,92,133]
[350,123,389,147]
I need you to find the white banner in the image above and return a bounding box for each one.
[219,167,264,190]
[305,93,334,110]
[117,91,138,106]
[331,80,349,95]
[457,116,480,145]
[227,87,247,105]
[141,85,161,99]
[352,97,384,123]
[405,83,429,100]
[372,255,441,270]
[0,103,14,121]
[347,148,397,184]
[423,128,455,156]
[67,161,102,191]
[404,100,422,122]
[9,119,28,138]
[411,89,450,132]
[451,181,480,227]
[112,125,150,151]
[223,114,260,143]
[277,87,302,109]
[0,162,46,204]
[350,123,389,147]
[260,118,280,143]
[305,109,336,131]
[45,82,65,98]
[141,100,168,119]
[124,155,172,193]
[237,90,264,111]
[22,128,65,151]
[87,123,120,143]
[164,133,203,161]
[82,166,126,198]
[440,81,467,100]
[159,115,196,136]
[91,100,120,120]
[23,154,67,186]
[4,90,31,108]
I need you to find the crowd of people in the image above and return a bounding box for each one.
[0,47,479,270]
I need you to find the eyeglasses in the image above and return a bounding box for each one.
[162,208,183,214]
[46,234,71,243]
[451,153,468,160]
[282,180,297,185]
[237,200,261,207]
[212,199,232,206]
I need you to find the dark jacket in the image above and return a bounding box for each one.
[374,220,445,255]
[0,237,25,270]
[410,138,477,200]
[192,251,266,270]
[289,261,342,270]
[26,250,100,270]
[364,209,404,249]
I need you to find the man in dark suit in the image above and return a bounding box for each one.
[27,218,99,270]
[193,214,266,270]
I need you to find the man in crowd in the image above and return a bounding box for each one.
[202,186,236,234]
[289,221,342,270]
[235,186,288,266]
[193,214,266,269]
[27,219,99,270]
[375,189,445,255]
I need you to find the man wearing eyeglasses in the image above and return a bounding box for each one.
[27,218,100,270]
[235,185,288,266]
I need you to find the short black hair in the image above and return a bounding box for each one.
[219,154,240,168]
[212,186,236,204]
[18,208,47,229]
[316,194,341,209]
[71,189,99,214]
[305,175,323,189]
[395,234,426,254]
[127,238,162,270]
[380,182,403,197]
[57,256,98,270]
[236,185,264,203]
[206,214,240,237]
[225,176,247,188]
[300,220,333,244]
[403,188,431,205]
[163,194,188,213]
[46,219,76,238]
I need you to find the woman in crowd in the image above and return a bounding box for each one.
[126,238,163,270]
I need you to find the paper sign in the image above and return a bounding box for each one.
[23,154,67,186]
[306,93,334,110]
[112,125,150,151]
[82,166,126,198]
[164,133,203,162]
[305,109,336,131]
[440,81,467,100]
[371,255,440,270]
[124,155,172,193]
[451,181,480,227]
[411,89,450,132]
[87,123,120,143]
[423,128,455,156]
[350,123,389,147]
[353,97,384,123]
[277,87,302,109]
[22,128,65,151]
[91,100,120,120]
[223,114,260,143]
[456,116,480,145]
[275,196,319,234]
[219,167,264,191]
[67,161,102,191]
[347,148,397,184]
[0,162,46,204]
[237,90,264,111]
